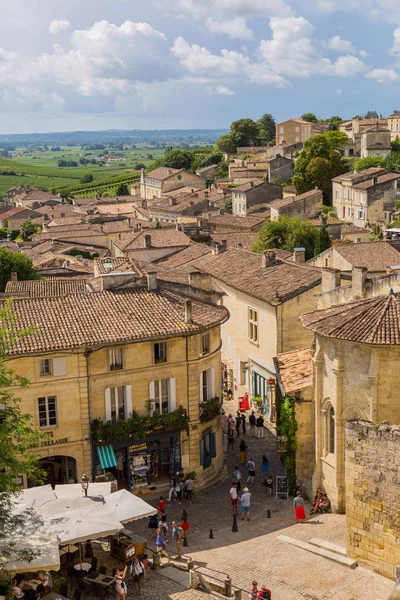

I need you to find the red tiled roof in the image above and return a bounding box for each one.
[114,229,192,251]
[333,241,400,271]
[155,244,212,269]
[275,349,312,394]
[5,278,90,297]
[145,167,183,180]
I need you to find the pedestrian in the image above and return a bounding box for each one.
[167,479,176,502]
[113,566,128,600]
[239,438,247,465]
[148,514,158,538]
[293,491,307,522]
[230,482,238,514]
[131,556,146,595]
[260,455,269,484]
[171,520,182,559]
[249,411,256,436]
[247,458,256,484]
[228,428,235,453]
[257,584,272,599]
[240,487,251,521]
[155,527,169,558]
[175,479,183,504]
[266,475,273,497]
[241,413,246,435]
[227,413,233,432]
[232,466,242,493]
[158,496,165,514]
[151,451,159,476]
[181,509,189,546]
[235,412,241,438]
[185,475,193,503]
[160,513,168,540]
[249,581,259,599]
[256,414,264,438]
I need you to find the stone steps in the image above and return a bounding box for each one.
[309,537,347,557]
[277,535,358,569]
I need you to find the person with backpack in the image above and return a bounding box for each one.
[258,584,271,599]
[249,411,256,436]
[171,520,182,559]
[247,458,256,484]
[256,414,264,438]
[131,556,146,595]
[232,466,242,493]
[175,479,183,504]
[260,455,269,484]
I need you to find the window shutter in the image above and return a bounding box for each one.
[125,385,132,419]
[168,378,176,413]
[210,368,215,398]
[149,381,155,400]
[52,357,66,376]
[210,432,217,458]
[105,388,111,421]
[200,438,205,467]
[199,372,203,403]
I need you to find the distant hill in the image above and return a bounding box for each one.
[0,129,228,147]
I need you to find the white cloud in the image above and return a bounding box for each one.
[327,35,356,53]
[49,19,71,35]
[207,85,235,95]
[333,55,366,77]
[390,27,400,55]
[336,88,343,94]
[205,17,254,40]
[365,68,399,82]
[177,0,293,19]
[359,49,369,58]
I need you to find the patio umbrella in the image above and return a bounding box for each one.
[54,482,111,499]
[0,534,60,573]
[103,489,157,524]
[43,504,123,545]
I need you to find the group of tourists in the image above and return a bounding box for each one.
[114,556,147,598]
[166,469,194,504]
[227,411,266,452]
[149,498,190,561]
[310,487,331,515]
[249,581,272,599]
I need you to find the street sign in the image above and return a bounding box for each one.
[276,475,288,499]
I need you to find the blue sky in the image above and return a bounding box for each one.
[1,0,400,133]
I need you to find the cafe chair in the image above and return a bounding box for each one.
[59,583,68,597]
[99,565,107,575]
[90,556,98,573]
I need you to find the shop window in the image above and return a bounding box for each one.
[200,368,215,402]
[149,378,176,414]
[202,333,210,355]
[251,370,270,414]
[329,406,335,454]
[248,308,258,343]
[40,359,52,377]
[154,342,167,364]
[109,348,123,371]
[38,396,57,428]
[200,430,216,470]
[105,385,132,421]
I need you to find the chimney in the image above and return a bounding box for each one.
[322,267,341,293]
[144,234,151,248]
[250,182,254,187]
[373,175,378,189]
[352,266,367,299]
[185,299,193,324]
[262,250,276,268]
[189,272,212,291]
[293,247,306,263]
[191,188,194,193]
[169,198,176,206]
[220,239,227,251]
[175,223,182,231]
[147,272,157,291]
[11,271,17,282]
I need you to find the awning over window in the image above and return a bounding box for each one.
[96,445,118,469]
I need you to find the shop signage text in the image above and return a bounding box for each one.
[41,432,69,447]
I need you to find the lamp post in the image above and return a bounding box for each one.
[80,474,90,497]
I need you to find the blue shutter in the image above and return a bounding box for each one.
[200,438,205,467]
[210,432,216,458]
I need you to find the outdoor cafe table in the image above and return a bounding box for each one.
[73,562,91,573]
[84,572,116,587]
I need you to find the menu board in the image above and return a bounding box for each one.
[276,476,288,499]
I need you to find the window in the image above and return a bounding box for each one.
[154,342,167,364]
[280,127,284,134]
[200,368,215,402]
[149,378,176,413]
[202,333,210,355]
[349,148,354,157]
[295,126,299,132]
[329,406,335,454]
[200,430,216,470]
[105,385,132,421]
[251,370,270,414]
[40,359,52,376]
[248,308,258,343]
[358,210,364,220]
[38,396,57,428]
[295,136,299,142]
[109,348,123,371]
[335,190,339,199]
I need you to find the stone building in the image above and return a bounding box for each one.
[301,290,400,512]
[269,189,323,222]
[345,420,400,579]
[140,167,206,200]
[3,267,228,490]
[231,181,282,217]
[309,240,400,276]
[276,118,313,145]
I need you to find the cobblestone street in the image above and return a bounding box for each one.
[127,407,394,600]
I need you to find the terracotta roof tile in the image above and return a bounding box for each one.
[276,349,312,394]
[302,291,400,345]
[5,278,90,297]
[115,229,192,251]
[145,167,182,180]
[333,241,400,271]
[155,244,212,269]
[211,232,258,251]
[207,213,269,230]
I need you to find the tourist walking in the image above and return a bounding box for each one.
[185,476,193,503]
[241,413,246,435]
[249,411,256,436]
[256,414,264,438]
[260,455,269,483]
[249,581,259,599]
[293,491,307,522]
[131,556,146,595]
[240,487,251,521]
[155,527,169,558]
[239,438,248,465]
[181,509,189,545]
[228,428,235,453]
[230,482,238,514]
[258,584,272,598]
[232,466,242,492]
[113,566,128,600]
[235,412,241,438]
[266,476,273,496]
[171,521,182,558]
[247,458,256,484]
[148,514,158,538]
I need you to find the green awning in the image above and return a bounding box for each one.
[96,445,118,469]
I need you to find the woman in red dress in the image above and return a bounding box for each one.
[293,491,306,521]
[181,509,190,545]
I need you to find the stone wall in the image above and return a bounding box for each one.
[345,420,400,579]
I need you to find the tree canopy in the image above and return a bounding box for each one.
[19,220,41,242]
[257,113,276,144]
[115,182,130,196]
[215,112,276,153]
[230,118,260,148]
[0,249,40,292]
[292,130,348,196]
[252,215,331,260]
[163,148,194,170]
[354,156,385,172]
[215,134,237,154]
[301,112,318,123]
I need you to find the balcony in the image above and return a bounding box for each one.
[200,396,222,423]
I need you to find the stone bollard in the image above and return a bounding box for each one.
[225,575,232,597]
[187,559,194,572]
[152,550,161,570]
[189,570,198,589]
[233,589,242,600]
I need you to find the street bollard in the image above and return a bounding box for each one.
[233,589,242,600]
[209,528,214,539]
[187,559,194,572]
[152,550,161,570]
[232,513,239,532]
[225,575,232,597]
[189,570,198,589]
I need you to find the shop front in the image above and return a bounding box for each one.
[249,355,276,422]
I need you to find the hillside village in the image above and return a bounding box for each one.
[3,111,400,599]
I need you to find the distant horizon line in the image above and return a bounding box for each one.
[0,127,229,137]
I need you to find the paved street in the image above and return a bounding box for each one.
[128,407,394,600]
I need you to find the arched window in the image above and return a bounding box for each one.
[329,406,335,454]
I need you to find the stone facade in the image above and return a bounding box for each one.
[345,420,400,579]
[276,119,312,146]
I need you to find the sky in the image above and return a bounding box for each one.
[1,0,400,133]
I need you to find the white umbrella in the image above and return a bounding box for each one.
[54,482,111,499]
[103,489,157,524]
[12,485,56,506]
[44,504,123,545]
[35,496,95,517]
[0,534,60,573]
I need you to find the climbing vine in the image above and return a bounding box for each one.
[276,389,298,495]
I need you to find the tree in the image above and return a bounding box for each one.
[314,225,332,256]
[19,220,41,242]
[80,174,94,184]
[134,163,146,170]
[257,113,276,144]
[391,137,400,153]
[115,183,130,196]
[301,112,318,123]
[0,249,40,291]
[354,156,385,172]
[164,149,194,170]
[215,134,236,154]
[292,130,348,196]
[252,215,330,260]
[230,118,259,148]
[198,153,223,168]
[0,301,46,579]
[215,159,229,179]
